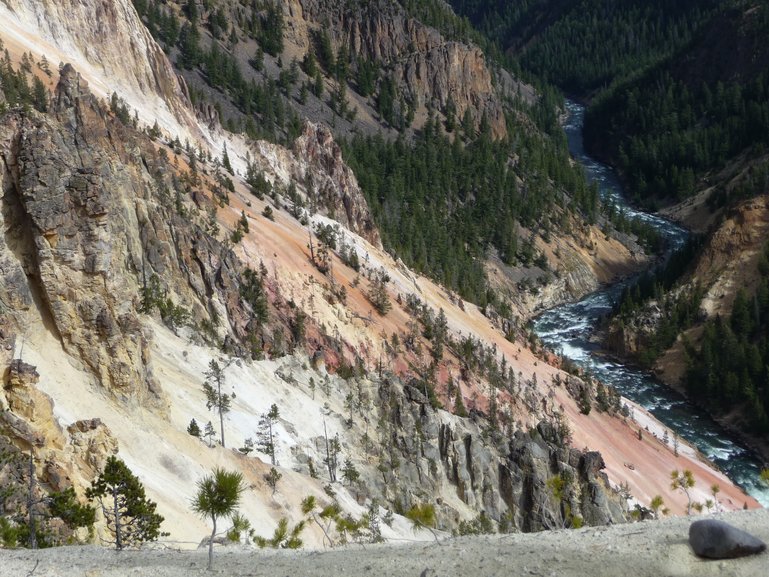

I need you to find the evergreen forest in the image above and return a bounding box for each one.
[685,243,769,434]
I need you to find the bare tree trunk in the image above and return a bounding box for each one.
[268,420,275,465]
[323,420,333,481]
[27,452,36,549]
[219,404,226,449]
[113,484,122,550]
[207,516,217,570]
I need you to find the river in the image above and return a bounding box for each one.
[532,101,769,506]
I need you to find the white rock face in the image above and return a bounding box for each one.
[1,0,199,140]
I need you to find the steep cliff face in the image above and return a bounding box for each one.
[0,65,251,401]
[252,122,382,246]
[0,0,198,140]
[373,380,626,532]
[287,0,510,139]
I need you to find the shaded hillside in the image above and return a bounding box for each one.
[584,2,769,206]
[449,0,724,96]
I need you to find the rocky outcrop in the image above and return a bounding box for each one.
[369,378,626,532]
[291,0,509,139]
[0,65,255,402]
[292,122,381,246]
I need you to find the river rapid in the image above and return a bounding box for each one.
[532,101,769,506]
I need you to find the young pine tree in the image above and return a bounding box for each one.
[203,359,232,448]
[86,456,166,549]
[192,468,245,570]
[257,404,280,465]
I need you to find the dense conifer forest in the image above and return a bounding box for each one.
[584,2,769,205]
[342,111,599,305]
[449,0,724,96]
[685,243,769,434]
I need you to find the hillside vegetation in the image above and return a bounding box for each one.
[453,0,769,451]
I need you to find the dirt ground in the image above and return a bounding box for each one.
[2,509,767,577]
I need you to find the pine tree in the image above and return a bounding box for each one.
[264,467,282,495]
[203,359,232,448]
[670,469,696,515]
[257,404,280,465]
[341,458,360,486]
[192,468,245,570]
[86,456,166,549]
[187,418,201,437]
[367,270,391,315]
[222,144,232,174]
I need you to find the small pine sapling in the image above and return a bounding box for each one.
[192,468,245,570]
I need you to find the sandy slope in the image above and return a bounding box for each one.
[1,510,767,577]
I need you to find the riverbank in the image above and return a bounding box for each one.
[534,100,769,507]
[2,510,767,577]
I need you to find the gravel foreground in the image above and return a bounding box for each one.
[2,510,767,577]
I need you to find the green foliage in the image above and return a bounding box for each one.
[238,438,254,455]
[257,2,284,56]
[300,495,378,546]
[450,0,723,96]
[684,242,769,435]
[314,223,338,250]
[453,386,468,417]
[139,274,191,332]
[650,495,668,517]
[257,404,280,466]
[342,109,596,305]
[48,488,96,529]
[240,266,269,325]
[226,512,252,544]
[0,446,94,548]
[586,66,769,204]
[132,0,180,50]
[254,517,304,548]
[192,468,245,570]
[366,269,392,316]
[0,516,20,548]
[203,359,232,448]
[456,511,496,536]
[264,467,282,495]
[607,238,705,367]
[340,459,360,486]
[405,503,436,529]
[670,469,696,515]
[221,144,232,174]
[187,418,201,437]
[87,456,166,549]
[203,421,217,448]
[110,92,132,125]
[0,50,38,111]
[401,0,504,66]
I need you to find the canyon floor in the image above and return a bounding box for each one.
[2,510,767,577]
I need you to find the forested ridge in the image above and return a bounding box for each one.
[585,2,769,205]
[685,243,769,434]
[448,0,724,96]
[449,0,769,207]
[342,110,599,305]
[127,0,639,311]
